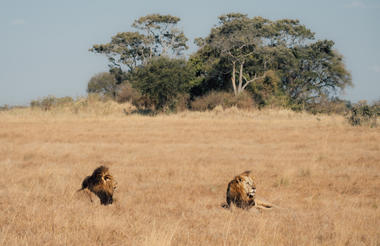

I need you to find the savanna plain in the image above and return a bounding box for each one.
[0,107,379,245]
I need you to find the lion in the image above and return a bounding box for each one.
[77,166,117,205]
[223,170,257,209]
[223,170,274,210]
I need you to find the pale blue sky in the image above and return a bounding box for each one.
[1,0,379,105]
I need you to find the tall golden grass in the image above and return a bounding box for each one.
[0,106,379,245]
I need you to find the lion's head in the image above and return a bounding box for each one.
[80,166,117,205]
[224,170,256,209]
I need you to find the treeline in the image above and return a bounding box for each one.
[27,13,379,126]
[88,13,355,111]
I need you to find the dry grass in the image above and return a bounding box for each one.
[0,107,379,245]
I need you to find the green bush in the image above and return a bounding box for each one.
[87,72,118,98]
[190,91,255,111]
[131,57,194,111]
[305,97,350,115]
[347,101,378,127]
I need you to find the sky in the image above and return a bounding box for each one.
[1,0,379,106]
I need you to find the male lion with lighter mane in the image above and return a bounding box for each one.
[222,170,274,210]
[77,166,117,205]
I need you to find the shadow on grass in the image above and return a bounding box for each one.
[123,108,157,116]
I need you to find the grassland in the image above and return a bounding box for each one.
[0,107,379,245]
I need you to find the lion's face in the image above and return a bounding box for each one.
[238,174,256,199]
[102,172,117,195]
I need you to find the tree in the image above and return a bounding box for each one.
[192,13,351,106]
[87,72,118,97]
[194,14,314,96]
[208,14,266,96]
[282,40,352,105]
[90,14,188,72]
[130,57,194,110]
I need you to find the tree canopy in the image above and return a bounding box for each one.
[132,14,188,57]
[90,14,188,72]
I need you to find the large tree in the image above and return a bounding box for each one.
[194,14,313,96]
[191,13,351,105]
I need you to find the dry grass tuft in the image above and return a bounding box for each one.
[0,108,379,245]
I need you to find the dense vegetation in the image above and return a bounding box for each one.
[25,13,378,125]
[88,13,355,111]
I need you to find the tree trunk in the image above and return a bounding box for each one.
[231,61,237,96]
[237,62,244,94]
[232,61,267,96]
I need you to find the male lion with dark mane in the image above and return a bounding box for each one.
[223,170,274,210]
[77,166,117,205]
